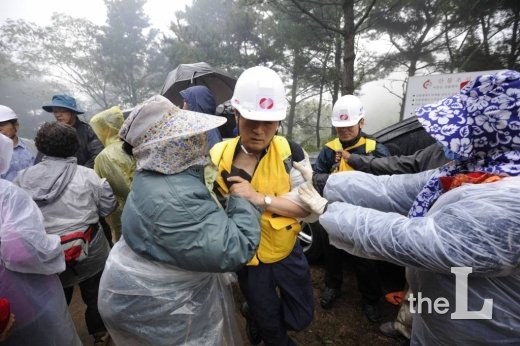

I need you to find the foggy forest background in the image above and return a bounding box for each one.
[1,0,518,151]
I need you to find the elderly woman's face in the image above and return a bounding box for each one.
[53,107,76,126]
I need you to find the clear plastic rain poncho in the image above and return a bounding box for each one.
[0,134,81,346]
[99,96,259,345]
[318,70,520,345]
[90,106,136,242]
[99,239,242,346]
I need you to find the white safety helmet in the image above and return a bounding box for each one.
[331,95,365,127]
[231,66,287,121]
[0,105,18,123]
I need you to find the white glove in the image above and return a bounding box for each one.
[298,181,328,215]
[292,153,313,182]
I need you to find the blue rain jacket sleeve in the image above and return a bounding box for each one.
[320,171,520,276]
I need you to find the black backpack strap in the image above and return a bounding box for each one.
[283,140,305,173]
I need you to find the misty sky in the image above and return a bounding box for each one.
[0,0,193,32]
[0,0,403,134]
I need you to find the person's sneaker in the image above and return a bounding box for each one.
[379,321,402,337]
[320,287,340,309]
[240,302,262,345]
[363,303,382,323]
[93,331,110,346]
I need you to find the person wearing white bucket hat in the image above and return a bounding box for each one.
[0,105,36,181]
[210,66,315,346]
[97,95,262,345]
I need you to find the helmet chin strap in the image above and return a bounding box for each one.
[240,143,255,156]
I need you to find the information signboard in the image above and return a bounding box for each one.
[402,70,502,119]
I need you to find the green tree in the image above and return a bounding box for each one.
[100,0,166,106]
[163,0,270,73]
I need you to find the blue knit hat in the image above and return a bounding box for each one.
[42,94,85,114]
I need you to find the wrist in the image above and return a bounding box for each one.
[262,195,273,208]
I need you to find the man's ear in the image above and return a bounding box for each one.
[359,118,365,129]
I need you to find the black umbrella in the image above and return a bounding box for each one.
[160,62,237,107]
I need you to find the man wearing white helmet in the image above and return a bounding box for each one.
[314,95,392,322]
[210,66,315,346]
[0,105,36,181]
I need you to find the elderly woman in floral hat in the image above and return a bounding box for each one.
[98,95,261,345]
[296,70,520,344]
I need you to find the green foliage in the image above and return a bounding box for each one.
[100,0,166,106]
[1,0,518,145]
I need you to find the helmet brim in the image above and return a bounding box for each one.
[332,119,361,127]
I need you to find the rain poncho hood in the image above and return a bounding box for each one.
[410,69,520,217]
[90,106,135,242]
[90,106,124,147]
[180,86,223,149]
[180,85,217,114]
[15,157,77,206]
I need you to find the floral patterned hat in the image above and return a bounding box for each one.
[409,70,520,217]
[416,70,520,164]
[119,95,226,174]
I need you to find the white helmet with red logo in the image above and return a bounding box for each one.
[231,66,287,121]
[331,95,365,127]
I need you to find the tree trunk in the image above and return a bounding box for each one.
[331,32,342,138]
[316,83,324,148]
[508,6,520,69]
[286,51,300,140]
[342,0,355,96]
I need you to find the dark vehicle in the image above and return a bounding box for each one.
[298,116,436,263]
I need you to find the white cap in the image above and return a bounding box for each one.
[331,95,365,127]
[0,105,18,122]
[231,66,287,121]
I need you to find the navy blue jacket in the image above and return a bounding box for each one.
[180,86,222,150]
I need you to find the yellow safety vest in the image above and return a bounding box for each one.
[210,136,301,265]
[325,137,376,172]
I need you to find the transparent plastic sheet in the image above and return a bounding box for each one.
[0,268,81,346]
[320,172,520,344]
[99,239,243,346]
[0,181,81,346]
